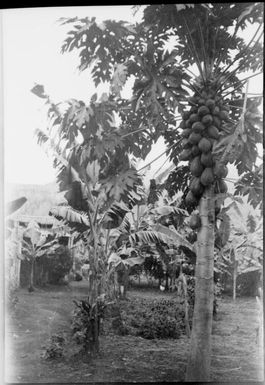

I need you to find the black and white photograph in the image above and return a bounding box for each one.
[2,3,264,383]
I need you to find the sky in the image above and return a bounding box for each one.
[2,6,263,189]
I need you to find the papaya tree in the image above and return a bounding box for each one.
[32,85,144,352]
[34,2,263,377]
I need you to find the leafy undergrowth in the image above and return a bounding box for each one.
[5,282,263,382]
[103,297,191,340]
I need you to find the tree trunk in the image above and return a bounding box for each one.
[233,260,238,301]
[186,186,215,381]
[29,259,35,291]
[165,272,169,291]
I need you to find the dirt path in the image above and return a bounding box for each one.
[5,283,264,382]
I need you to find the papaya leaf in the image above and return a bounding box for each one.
[212,121,245,165]
[30,83,46,99]
[218,199,244,219]
[234,165,263,209]
[216,213,230,248]
[86,160,100,185]
[111,62,128,97]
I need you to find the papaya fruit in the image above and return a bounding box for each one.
[198,98,206,105]
[201,114,213,126]
[201,90,208,98]
[190,177,204,196]
[190,156,204,177]
[189,113,200,124]
[191,145,201,157]
[182,138,192,149]
[185,191,198,208]
[179,120,186,129]
[213,115,221,128]
[189,132,202,145]
[189,213,201,230]
[183,111,191,120]
[215,179,228,193]
[213,163,228,179]
[200,167,214,186]
[198,137,212,153]
[192,121,205,133]
[214,95,221,103]
[182,128,192,138]
[205,99,215,109]
[207,125,220,140]
[222,102,230,111]
[201,152,214,167]
[219,110,229,121]
[188,231,197,243]
[190,106,198,113]
[185,119,192,128]
[179,148,193,161]
[198,105,210,116]
[208,137,216,146]
[212,106,220,115]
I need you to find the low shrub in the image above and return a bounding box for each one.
[116,297,187,339]
[42,333,65,360]
[71,296,106,351]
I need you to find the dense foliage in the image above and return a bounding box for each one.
[47,245,72,284]
[33,3,263,379]
[112,297,191,340]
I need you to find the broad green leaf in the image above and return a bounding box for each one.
[153,224,194,251]
[5,197,27,216]
[111,63,128,96]
[74,105,91,128]
[24,220,41,245]
[123,256,145,267]
[50,206,90,226]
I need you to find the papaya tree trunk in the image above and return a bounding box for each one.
[186,186,215,381]
[233,259,238,301]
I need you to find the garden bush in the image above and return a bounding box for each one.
[47,245,72,284]
[71,296,106,351]
[116,298,188,339]
[42,333,66,360]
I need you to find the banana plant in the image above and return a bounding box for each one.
[106,187,194,296]
[19,221,59,292]
[215,199,262,300]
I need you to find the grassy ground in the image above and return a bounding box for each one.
[5,281,264,383]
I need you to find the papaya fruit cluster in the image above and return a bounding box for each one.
[178,89,229,209]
